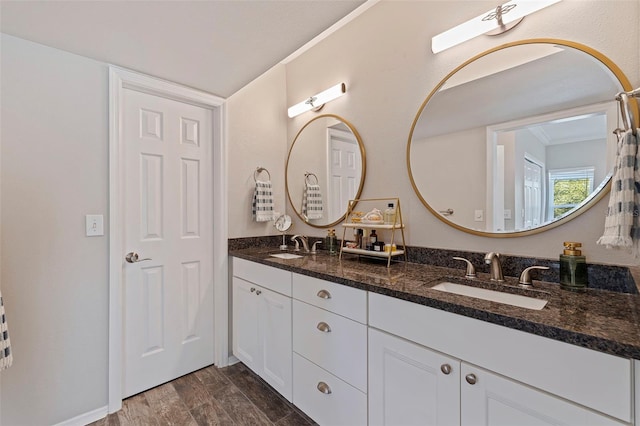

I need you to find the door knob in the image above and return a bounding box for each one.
[125,252,152,263]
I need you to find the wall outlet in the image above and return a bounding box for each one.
[86,215,104,236]
[474,210,484,222]
[504,209,512,219]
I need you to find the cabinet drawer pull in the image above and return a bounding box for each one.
[317,381,332,394]
[440,364,452,375]
[317,289,332,299]
[316,322,332,333]
[465,373,477,385]
[250,287,256,293]
[256,289,262,295]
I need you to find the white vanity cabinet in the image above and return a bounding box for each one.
[231,258,293,401]
[369,292,632,425]
[369,328,460,426]
[461,363,625,425]
[291,273,368,425]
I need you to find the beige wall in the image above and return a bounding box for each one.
[1,34,109,424]
[263,0,640,265]
[226,64,288,238]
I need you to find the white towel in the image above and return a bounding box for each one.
[302,183,323,220]
[597,129,640,255]
[0,291,12,371]
[252,180,274,222]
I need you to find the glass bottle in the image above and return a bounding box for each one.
[384,203,396,225]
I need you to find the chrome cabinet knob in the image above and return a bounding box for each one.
[256,290,262,295]
[125,252,152,263]
[441,364,452,375]
[465,373,477,385]
[317,381,332,394]
[317,289,332,299]
[250,287,256,293]
[316,322,332,333]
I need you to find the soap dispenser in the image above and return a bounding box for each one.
[559,242,587,290]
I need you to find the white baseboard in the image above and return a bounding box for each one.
[227,355,240,366]
[53,405,108,426]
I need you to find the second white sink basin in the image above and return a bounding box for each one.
[432,282,548,310]
[269,253,303,260]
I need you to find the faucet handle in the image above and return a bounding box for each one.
[519,266,550,286]
[453,257,476,279]
[311,240,322,254]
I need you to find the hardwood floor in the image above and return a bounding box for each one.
[89,363,315,425]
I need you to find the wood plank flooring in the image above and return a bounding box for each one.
[89,362,315,425]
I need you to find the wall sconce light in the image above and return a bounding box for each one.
[431,0,562,54]
[287,83,346,118]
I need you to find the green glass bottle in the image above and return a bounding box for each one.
[325,229,338,255]
[559,242,587,291]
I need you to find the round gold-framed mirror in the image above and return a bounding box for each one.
[286,114,366,228]
[407,39,637,238]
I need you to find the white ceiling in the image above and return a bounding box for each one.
[0,0,366,98]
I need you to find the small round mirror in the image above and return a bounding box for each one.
[274,214,292,232]
[274,214,292,250]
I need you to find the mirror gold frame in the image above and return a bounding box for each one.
[286,114,367,228]
[407,38,638,238]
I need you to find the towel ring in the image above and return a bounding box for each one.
[254,167,271,182]
[305,172,319,185]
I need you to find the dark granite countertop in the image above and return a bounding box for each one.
[230,248,640,360]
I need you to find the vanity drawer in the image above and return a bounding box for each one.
[369,292,632,422]
[292,273,366,323]
[232,257,292,296]
[293,353,367,426]
[293,300,367,392]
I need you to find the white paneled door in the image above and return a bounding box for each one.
[122,88,214,398]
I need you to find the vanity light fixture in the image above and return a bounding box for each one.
[287,83,346,118]
[431,0,562,54]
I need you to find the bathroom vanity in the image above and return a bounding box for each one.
[230,248,640,425]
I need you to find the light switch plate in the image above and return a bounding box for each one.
[86,215,104,236]
[504,209,512,219]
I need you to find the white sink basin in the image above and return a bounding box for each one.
[431,282,548,310]
[269,253,303,260]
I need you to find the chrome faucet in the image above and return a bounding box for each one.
[484,252,504,282]
[291,235,310,252]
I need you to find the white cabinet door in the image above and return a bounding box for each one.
[232,276,292,401]
[232,277,260,368]
[259,285,292,401]
[461,363,626,426]
[369,328,460,426]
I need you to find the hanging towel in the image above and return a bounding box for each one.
[252,179,274,222]
[302,183,324,220]
[597,129,640,255]
[0,291,12,371]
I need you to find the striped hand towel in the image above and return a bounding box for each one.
[252,180,274,222]
[597,129,640,254]
[0,291,12,371]
[302,183,323,220]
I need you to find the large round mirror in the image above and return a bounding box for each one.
[408,39,636,237]
[286,114,366,228]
